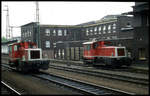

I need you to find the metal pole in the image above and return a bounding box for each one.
[36,1,40,48]
[3,5,10,40]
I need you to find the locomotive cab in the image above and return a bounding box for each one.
[8,41,50,73]
[83,41,132,67]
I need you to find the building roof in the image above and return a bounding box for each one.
[40,24,80,28]
[21,22,37,27]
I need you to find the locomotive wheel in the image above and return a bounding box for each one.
[32,69,39,73]
[17,61,28,73]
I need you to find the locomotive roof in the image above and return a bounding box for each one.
[103,46,126,48]
[83,41,110,45]
[83,41,96,44]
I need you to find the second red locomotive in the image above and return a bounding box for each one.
[8,41,50,73]
[83,40,132,67]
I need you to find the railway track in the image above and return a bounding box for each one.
[49,64,149,86]
[1,81,22,95]
[2,63,135,95]
[2,55,148,74]
[32,72,135,95]
[2,60,148,85]
[2,60,148,86]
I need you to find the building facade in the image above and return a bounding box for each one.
[21,14,138,64]
[132,2,149,65]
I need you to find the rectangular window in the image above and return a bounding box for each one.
[113,30,116,33]
[113,23,116,29]
[45,29,50,36]
[22,33,24,37]
[45,41,50,48]
[64,29,67,36]
[86,28,89,36]
[84,44,91,51]
[117,48,125,56]
[30,31,32,36]
[103,26,106,34]
[9,45,12,53]
[58,29,62,36]
[30,50,40,59]
[62,49,64,59]
[53,30,56,36]
[99,26,101,34]
[108,25,111,33]
[94,27,97,31]
[139,48,146,60]
[90,28,93,35]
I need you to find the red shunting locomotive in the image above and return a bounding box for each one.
[83,40,132,67]
[8,41,50,73]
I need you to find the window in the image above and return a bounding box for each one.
[62,49,64,59]
[53,29,56,36]
[139,48,146,60]
[22,33,24,37]
[64,29,67,36]
[90,28,93,35]
[93,43,98,49]
[45,29,50,36]
[25,33,26,37]
[107,37,110,39]
[99,26,101,34]
[108,25,111,33]
[103,26,106,34]
[86,28,89,36]
[9,45,12,53]
[84,44,91,51]
[94,27,97,31]
[29,31,31,36]
[28,30,30,37]
[117,48,125,56]
[113,23,116,29]
[58,29,62,36]
[14,45,17,51]
[94,27,97,35]
[45,41,50,48]
[26,31,28,37]
[112,36,117,39]
[58,49,61,57]
[113,30,116,33]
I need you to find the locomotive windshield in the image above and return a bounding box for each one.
[30,50,40,59]
[117,48,125,56]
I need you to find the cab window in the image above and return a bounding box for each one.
[93,43,98,49]
[9,45,12,53]
[84,44,91,51]
[14,45,18,51]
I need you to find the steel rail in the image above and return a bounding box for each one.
[49,64,149,86]
[33,72,135,95]
[1,63,136,95]
[1,81,22,95]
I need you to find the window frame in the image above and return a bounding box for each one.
[45,41,50,48]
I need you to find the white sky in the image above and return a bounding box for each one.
[1,1,135,38]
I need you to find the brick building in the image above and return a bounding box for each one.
[21,14,134,60]
[131,2,149,65]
